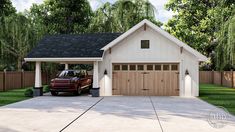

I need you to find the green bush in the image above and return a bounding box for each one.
[43,85,50,93]
[24,88,33,97]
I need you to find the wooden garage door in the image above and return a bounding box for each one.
[112,63,179,96]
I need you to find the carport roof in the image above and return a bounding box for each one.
[26,33,122,59]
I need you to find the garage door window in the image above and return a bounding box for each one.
[163,65,169,71]
[147,65,153,70]
[155,65,161,71]
[113,65,120,71]
[137,65,144,70]
[129,65,136,71]
[122,65,128,71]
[171,65,178,71]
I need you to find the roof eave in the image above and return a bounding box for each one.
[24,57,103,62]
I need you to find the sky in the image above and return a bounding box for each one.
[11,0,174,23]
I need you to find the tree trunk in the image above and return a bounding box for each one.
[17,57,22,71]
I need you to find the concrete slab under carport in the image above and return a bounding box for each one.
[0,95,102,132]
[63,96,162,132]
[150,97,235,132]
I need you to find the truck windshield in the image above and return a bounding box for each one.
[58,71,78,78]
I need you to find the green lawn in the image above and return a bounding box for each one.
[199,84,235,115]
[0,85,49,106]
[0,88,32,106]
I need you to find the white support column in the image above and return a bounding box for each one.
[34,61,43,96]
[91,61,99,97]
[65,63,69,70]
[93,61,99,88]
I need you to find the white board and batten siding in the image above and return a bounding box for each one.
[98,25,200,97]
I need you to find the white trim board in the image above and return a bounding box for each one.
[24,57,103,62]
[101,19,208,62]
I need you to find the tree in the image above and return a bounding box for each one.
[0,0,16,70]
[88,0,162,33]
[28,0,93,34]
[165,0,235,70]
[0,0,16,17]
[0,14,42,70]
[216,12,235,70]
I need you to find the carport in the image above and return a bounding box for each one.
[24,59,100,97]
[24,33,121,97]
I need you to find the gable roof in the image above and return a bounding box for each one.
[26,33,122,60]
[101,19,208,61]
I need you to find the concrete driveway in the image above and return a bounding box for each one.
[0,95,235,132]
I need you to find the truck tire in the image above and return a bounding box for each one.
[74,86,82,96]
[51,91,58,96]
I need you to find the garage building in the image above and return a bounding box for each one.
[25,19,207,97]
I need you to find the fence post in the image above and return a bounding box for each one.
[212,70,214,84]
[220,71,223,86]
[232,69,234,88]
[21,69,24,88]
[3,69,6,91]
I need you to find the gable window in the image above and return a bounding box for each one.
[141,40,150,49]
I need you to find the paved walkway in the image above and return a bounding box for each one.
[0,95,234,132]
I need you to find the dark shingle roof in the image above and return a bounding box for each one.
[27,33,122,58]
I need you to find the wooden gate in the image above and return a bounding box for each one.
[112,63,179,96]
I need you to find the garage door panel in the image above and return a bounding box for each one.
[154,72,163,96]
[171,71,179,96]
[162,72,170,96]
[136,72,144,96]
[128,72,137,95]
[112,72,120,95]
[144,72,155,96]
[120,72,129,95]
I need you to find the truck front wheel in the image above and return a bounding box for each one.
[51,91,58,96]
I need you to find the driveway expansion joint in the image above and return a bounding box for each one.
[149,96,164,132]
[60,97,104,132]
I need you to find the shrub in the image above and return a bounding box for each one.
[43,85,50,93]
[24,88,33,97]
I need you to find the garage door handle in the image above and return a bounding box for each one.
[142,72,149,74]
[142,89,149,90]
[175,89,179,91]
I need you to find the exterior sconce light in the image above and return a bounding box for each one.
[185,69,189,75]
[104,69,108,75]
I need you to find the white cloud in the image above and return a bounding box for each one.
[149,0,175,23]
[11,0,174,23]
[11,0,43,12]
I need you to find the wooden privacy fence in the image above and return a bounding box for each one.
[0,71,57,92]
[0,70,233,91]
[199,71,235,88]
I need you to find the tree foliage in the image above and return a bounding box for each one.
[27,0,92,34]
[165,0,235,70]
[0,0,16,17]
[88,0,162,33]
[0,14,43,70]
[216,12,235,70]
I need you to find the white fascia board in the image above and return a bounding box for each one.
[112,61,181,63]
[24,57,103,62]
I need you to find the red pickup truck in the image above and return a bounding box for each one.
[50,70,92,96]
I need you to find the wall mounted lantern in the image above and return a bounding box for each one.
[185,69,189,75]
[104,69,108,75]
